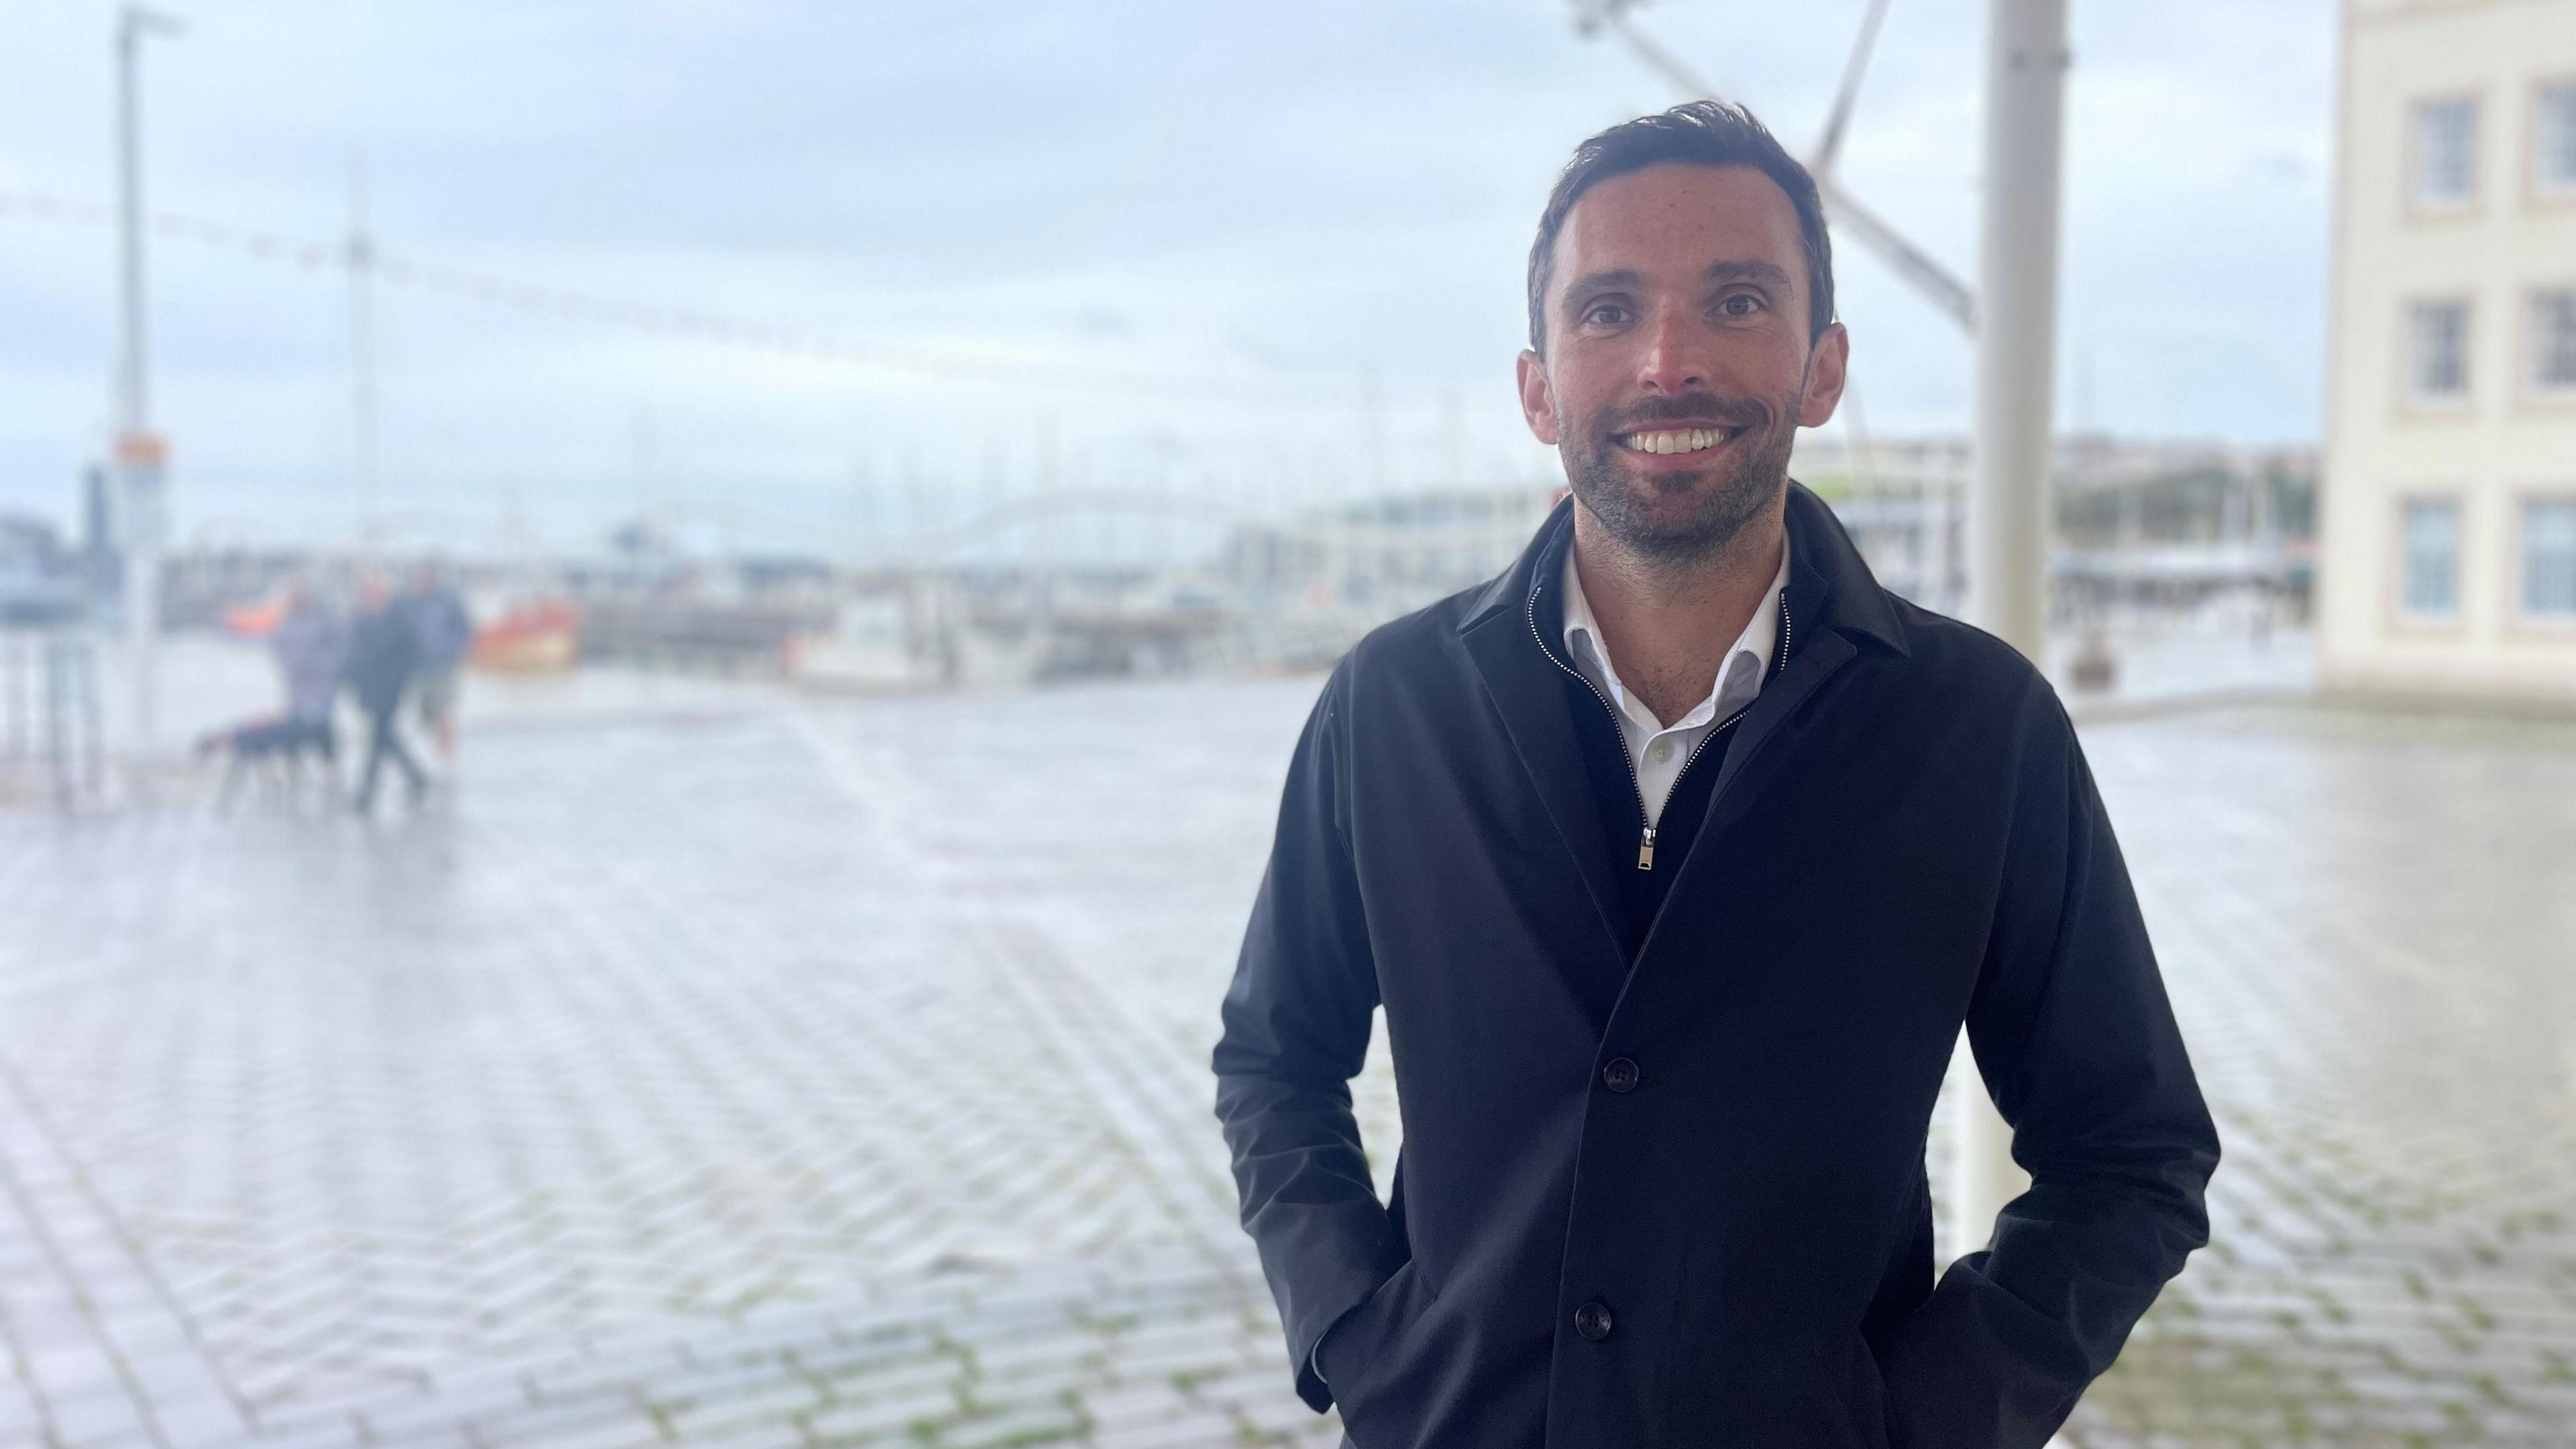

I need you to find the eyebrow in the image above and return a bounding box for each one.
[1560,270,1644,308]
[1702,259,1795,289]
[1560,261,1794,311]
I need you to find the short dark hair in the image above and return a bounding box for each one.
[1526,100,1836,354]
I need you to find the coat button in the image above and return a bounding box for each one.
[1601,1057,1640,1093]
[1574,1301,1615,1341]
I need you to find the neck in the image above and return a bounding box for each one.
[1567,490,1786,729]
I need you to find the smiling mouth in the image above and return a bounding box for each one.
[1615,425,1747,456]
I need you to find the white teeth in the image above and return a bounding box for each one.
[1621,428,1729,455]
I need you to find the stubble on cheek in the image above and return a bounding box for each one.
[1556,390,1802,562]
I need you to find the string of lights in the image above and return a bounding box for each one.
[0,188,1360,407]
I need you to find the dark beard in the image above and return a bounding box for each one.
[1559,386,1801,566]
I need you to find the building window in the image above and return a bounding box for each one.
[2408,299,2472,400]
[2524,498,2576,618]
[2540,81,2576,195]
[2536,290,2576,395]
[2400,499,2461,619]
[2412,95,2480,207]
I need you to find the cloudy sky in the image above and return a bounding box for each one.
[0,0,2335,555]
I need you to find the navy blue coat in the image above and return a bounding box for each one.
[343,604,419,715]
[1212,484,2218,1448]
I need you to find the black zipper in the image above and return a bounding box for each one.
[1525,579,1792,871]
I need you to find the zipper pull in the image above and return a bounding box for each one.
[1636,825,1656,871]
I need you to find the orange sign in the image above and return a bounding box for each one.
[114,431,168,468]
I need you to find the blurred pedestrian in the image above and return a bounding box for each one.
[194,582,348,806]
[345,574,425,816]
[270,580,347,779]
[273,582,347,734]
[403,565,474,763]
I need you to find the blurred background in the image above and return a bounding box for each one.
[1,1,2570,1446]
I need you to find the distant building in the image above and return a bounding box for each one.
[1218,484,1560,613]
[2320,0,2576,700]
[0,513,84,627]
[1791,433,2314,621]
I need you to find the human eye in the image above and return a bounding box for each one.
[1715,292,1764,318]
[1583,301,1631,326]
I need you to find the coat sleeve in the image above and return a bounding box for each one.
[1212,663,1403,1413]
[1876,692,2221,1448]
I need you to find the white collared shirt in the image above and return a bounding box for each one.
[1559,541,1788,828]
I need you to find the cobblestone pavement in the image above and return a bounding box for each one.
[2068,704,2576,1448]
[0,675,2571,1448]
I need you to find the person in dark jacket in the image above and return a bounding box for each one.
[1212,102,2218,1449]
[345,574,427,816]
[402,564,474,763]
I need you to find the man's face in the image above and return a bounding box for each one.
[1516,162,1847,562]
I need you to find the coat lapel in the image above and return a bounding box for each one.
[1697,628,1856,849]
[1706,482,1905,816]
[1633,482,1901,970]
[1456,506,1631,1002]
[1448,483,1910,1017]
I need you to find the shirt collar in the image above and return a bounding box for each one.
[1558,535,1790,734]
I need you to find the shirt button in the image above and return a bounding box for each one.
[1648,739,1673,763]
[1574,1301,1615,1341]
[1601,1057,1640,1093]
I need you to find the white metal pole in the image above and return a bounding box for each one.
[349,149,378,543]
[1955,0,2069,1263]
[113,7,177,762]
[115,11,156,757]
[115,19,148,442]
[1972,0,2066,660]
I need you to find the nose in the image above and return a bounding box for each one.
[1635,307,1707,395]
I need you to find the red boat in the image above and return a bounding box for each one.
[470,598,580,674]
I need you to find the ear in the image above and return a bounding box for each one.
[1796,323,1849,428]
[1516,350,1560,446]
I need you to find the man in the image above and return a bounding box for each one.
[345,574,428,816]
[1211,102,2217,1449]
[402,565,474,763]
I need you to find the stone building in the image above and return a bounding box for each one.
[2320,0,2576,699]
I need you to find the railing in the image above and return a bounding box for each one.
[0,628,106,810]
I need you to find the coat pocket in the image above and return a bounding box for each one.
[1807,1332,1894,1449]
[1318,1258,1432,1424]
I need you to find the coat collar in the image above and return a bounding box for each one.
[1458,481,1909,661]
[1454,480,1907,998]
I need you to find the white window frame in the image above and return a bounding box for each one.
[2396,495,2464,623]
[2534,76,2576,201]
[2403,296,2475,406]
[2410,92,2482,213]
[2529,286,2576,401]
[2516,494,2576,625]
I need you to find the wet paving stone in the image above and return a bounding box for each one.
[1,676,2570,1447]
